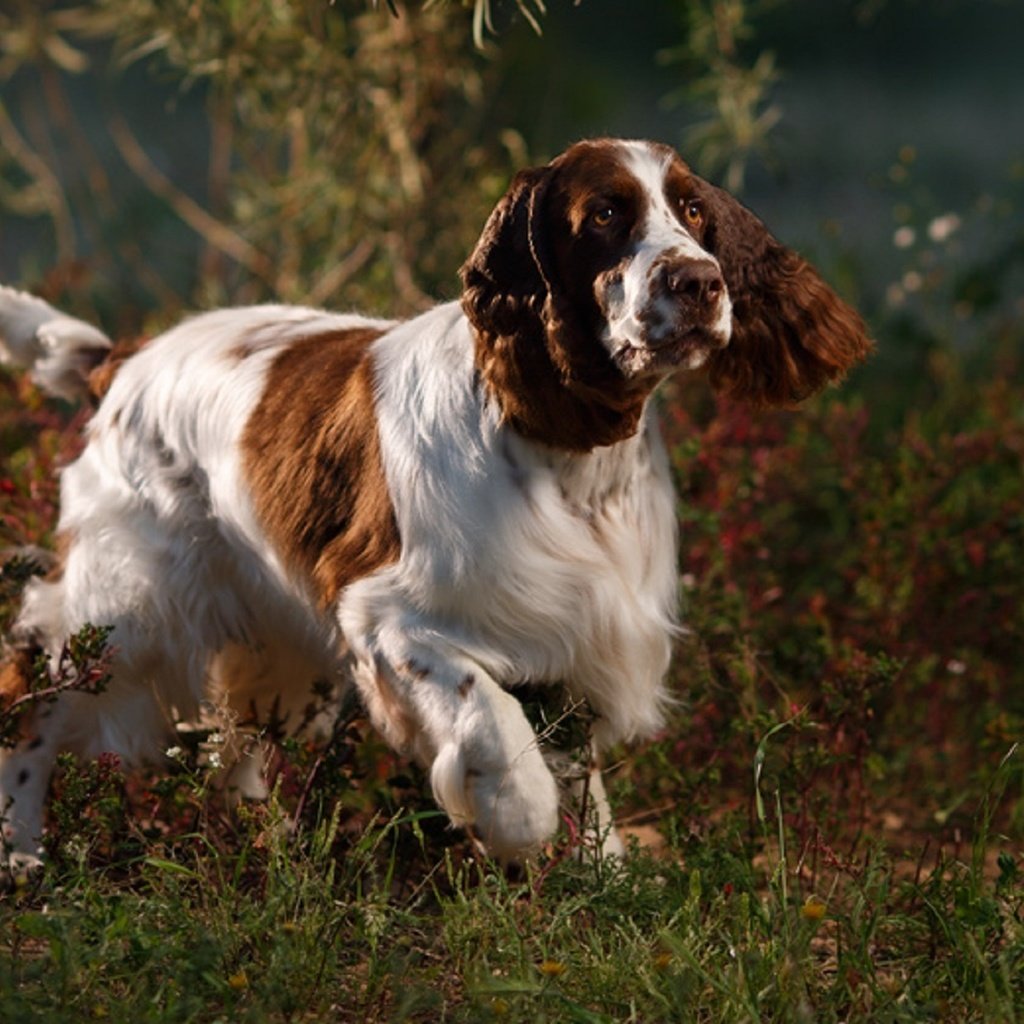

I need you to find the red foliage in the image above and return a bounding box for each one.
[655,371,1024,836]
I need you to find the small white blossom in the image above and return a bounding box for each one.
[207,751,223,770]
[893,226,916,249]
[946,659,967,676]
[165,746,183,760]
[927,213,961,243]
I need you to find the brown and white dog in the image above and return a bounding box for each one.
[0,138,871,876]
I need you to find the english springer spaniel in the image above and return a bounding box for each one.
[0,138,871,877]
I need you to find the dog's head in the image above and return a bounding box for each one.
[461,138,872,447]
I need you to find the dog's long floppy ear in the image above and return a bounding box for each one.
[460,166,553,338]
[698,180,874,407]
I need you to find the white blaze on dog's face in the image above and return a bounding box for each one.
[541,139,732,380]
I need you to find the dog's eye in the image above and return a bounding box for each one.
[591,205,617,228]
[681,198,704,228]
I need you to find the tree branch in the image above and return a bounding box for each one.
[109,114,274,284]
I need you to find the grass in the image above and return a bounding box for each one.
[0,743,1021,1022]
[2,334,1023,1021]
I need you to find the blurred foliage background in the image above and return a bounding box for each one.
[1,0,1023,843]
[3,1,1020,339]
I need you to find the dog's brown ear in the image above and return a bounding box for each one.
[698,180,874,406]
[459,166,553,339]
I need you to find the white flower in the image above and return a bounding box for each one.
[207,751,223,770]
[927,213,961,243]
[893,226,916,249]
[165,746,183,760]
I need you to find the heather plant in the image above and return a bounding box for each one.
[650,356,1024,833]
[0,613,112,750]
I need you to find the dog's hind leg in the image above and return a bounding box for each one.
[205,636,343,807]
[0,522,223,880]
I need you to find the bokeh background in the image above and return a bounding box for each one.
[3,1,1022,336]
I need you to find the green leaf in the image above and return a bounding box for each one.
[143,857,199,878]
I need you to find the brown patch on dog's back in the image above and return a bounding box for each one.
[242,328,401,607]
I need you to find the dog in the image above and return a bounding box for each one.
[0,137,871,878]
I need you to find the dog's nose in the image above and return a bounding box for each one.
[663,261,724,305]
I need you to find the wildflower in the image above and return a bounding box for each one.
[893,226,915,249]
[165,746,183,760]
[207,751,223,770]
[927,212,961,243]
[491,997,510,1015]
[653,952,673,971]
[800,895,827,921]
[538,959,567,977]
[227,969,249,991]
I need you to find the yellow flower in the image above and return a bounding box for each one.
[538,959,567,977]
[491,996,510,1015]
[227,969,249,991]
[653,952,673,971]
[800,896,827,921]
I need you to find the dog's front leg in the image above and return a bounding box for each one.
[349,634,560,861]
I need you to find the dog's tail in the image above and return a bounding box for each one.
[0,285,112,402]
